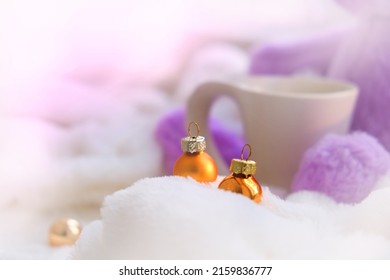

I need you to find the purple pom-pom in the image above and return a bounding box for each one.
[155,108,245,175]
[291,132,390,203]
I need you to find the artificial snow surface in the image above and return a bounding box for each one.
[72,175,390,259]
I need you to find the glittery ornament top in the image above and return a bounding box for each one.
[230,158,256,176]
[181,136,206,153]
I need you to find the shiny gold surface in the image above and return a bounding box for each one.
[218,174,262,203]
[173,151,218,183]
[48,218,82,247]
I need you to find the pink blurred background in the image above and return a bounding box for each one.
[0,0,353,121]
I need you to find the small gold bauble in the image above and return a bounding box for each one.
[48,218,82,247]
[173,121,218,182]
[218,144,263,203]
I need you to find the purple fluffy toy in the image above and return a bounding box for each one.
[291,133,390,203]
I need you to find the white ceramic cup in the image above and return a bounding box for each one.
[187,75,358,188]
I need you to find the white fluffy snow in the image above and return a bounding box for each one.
[72,175,390,259]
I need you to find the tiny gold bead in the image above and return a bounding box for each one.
[48,218,82,247]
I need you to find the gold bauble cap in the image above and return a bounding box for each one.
[230,158,256,176]
[181,136,206,153]
[181,121,206,153]
[230,144,257,176]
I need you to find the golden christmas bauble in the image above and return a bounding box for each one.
[173,122,218,183]
[218,144,262,203]
[48,218,82,247]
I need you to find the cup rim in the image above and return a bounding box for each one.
[233,75,358,99]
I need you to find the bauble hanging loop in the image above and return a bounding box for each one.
[181,122,206,153]
[218,144,262,203]
[173,121,218,183]
[188,121,200,138]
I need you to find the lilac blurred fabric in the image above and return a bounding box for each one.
[328,16,390,151]
[249,31,344,76]
[291,133,390,203]
[337,0,390,16]
[154,108,245,175]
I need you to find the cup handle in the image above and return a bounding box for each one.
[187,81,242,175]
